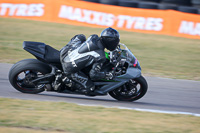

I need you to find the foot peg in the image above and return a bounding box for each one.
[62,77,73,87]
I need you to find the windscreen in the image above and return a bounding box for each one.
[120,48,141,70]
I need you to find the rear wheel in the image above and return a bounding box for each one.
[9,59,51,94]
[109,76,148,101]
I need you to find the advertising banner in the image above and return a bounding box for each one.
[0,0,200,39]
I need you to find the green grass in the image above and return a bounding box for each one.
[0,17,200,80]
[0,126,64,133]
[0,98,199,133]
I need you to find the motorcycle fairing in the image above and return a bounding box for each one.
[94,79,128,94]
[92,67,141,95]
[23,41,60,63]
[117,67,141,79]
[23,41,45,59]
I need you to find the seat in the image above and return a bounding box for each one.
[45,45,60,63]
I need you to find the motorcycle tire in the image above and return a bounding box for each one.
[140,0,160,3]
[99,0,118,5]
[138,2,159,9]
[160,0,191,6]
[118,0,139,8]
[158,3,178,10]
[109,75,148,102]
[83,0,99,3]
[192,0,200,4]
[9,59,52,94]
[178,6,199,14]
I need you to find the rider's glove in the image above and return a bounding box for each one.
[105,71,115,80]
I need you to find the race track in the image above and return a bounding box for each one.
[1,63,200,115]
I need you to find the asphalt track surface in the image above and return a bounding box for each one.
[1,63,200,115]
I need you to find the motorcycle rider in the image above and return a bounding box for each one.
[60,27,120,94]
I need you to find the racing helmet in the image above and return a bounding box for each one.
[100,27,120,51]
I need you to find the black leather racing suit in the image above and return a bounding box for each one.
[60,34,107,91]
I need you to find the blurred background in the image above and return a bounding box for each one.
[0,1,200,133]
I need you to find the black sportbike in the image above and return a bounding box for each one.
[9,41,148,101]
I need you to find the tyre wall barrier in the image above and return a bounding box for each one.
[0,0,200,39]
[158,3,178,10]
[138,2,160,9]
[118,0,139,8]
[84,0,200,14]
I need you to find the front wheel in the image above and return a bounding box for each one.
[9,59,52,94]
[109,76,148,101]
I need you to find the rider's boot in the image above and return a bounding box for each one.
[53,73,62,91]
[70,72,95,94]
[62,77,73,87]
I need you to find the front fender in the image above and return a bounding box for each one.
[117,67,141,79]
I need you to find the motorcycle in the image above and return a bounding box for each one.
[9,41,148,101]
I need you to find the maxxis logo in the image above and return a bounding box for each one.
[59,5,164,31]
[0,3,44,17]
[179,21,200,36]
